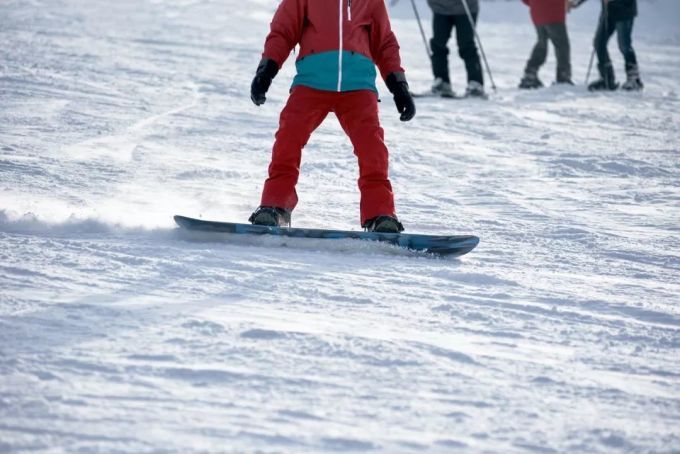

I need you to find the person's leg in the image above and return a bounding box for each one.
[593,13,613,66]
[546,22,572,83]
[616,19,637,69]
[334,90,396,227]
[616,18,642,89]
[593,12,617,81]
[453,12,483,85]
[525,25,549,77]
[519,25,548,88]
[260,86,331,212]
[430,13,454,83]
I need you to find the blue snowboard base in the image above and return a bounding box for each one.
[174,215,479,257]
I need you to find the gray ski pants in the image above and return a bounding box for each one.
[525,22,571,82]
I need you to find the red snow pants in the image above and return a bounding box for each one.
[260,85,396,226]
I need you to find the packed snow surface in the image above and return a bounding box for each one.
[1,0,679,451]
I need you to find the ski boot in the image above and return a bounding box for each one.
[465,80,487,98]
[621,65,644,91]
[363,215,404,233]
[249,206,291,227]
[588,63,619,91]
[554,68,574,86]
[431,77,456,98]
[554,76,575,86]
[621,77,643,91]
[519,72,544,89]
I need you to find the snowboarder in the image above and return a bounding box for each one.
[426,0,486,98]
[519,0,574,89]
[249,0,416,233]
[570,0,643,91]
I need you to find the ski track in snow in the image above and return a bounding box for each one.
[1,0,679,452]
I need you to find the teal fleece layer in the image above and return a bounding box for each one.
[292,50,378,93]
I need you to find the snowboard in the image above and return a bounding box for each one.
[174,215,479,257]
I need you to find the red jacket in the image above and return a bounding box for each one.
[262,0,404,93]
[522,0,567,26]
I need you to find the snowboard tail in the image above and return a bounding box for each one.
[174,215,479,257]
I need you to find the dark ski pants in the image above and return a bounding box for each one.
[594,16,638,75]
[430,12,483,85]
[260,86,396,226]
[525,22,571,82]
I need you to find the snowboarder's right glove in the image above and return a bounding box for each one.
[250,58,279,106]
[385,72,416,122]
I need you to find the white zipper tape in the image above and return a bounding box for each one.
[337,0,343,91]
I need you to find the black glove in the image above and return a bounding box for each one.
[250,58,279,106]
[385,72,416,122]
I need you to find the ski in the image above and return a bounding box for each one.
[411,91,488,100]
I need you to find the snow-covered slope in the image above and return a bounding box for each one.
[1,0,678,451]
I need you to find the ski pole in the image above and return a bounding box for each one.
[409,0,432,58]
[585,47,595,85]
[459,0,497,91]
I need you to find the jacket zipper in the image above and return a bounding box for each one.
[337,0,344,91]
[348,0,352,21]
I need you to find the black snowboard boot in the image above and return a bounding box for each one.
[363,215,404,233]
[249,206,291,227]
[621,64,644,91]
[588,63,619,91]
[519,72,544,89]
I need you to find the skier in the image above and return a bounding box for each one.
[248,0,416,233]
[426,0,486,98]
[570,0,643,91]
[519,0,574,89]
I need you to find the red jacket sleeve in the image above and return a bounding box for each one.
[262,0,305,68]
[369,0,404,80]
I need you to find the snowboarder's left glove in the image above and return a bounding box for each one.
[250,58,279,106]
[385,72,416,122]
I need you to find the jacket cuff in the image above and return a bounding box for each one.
[256,58,280,79]
[385,71,408,93]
